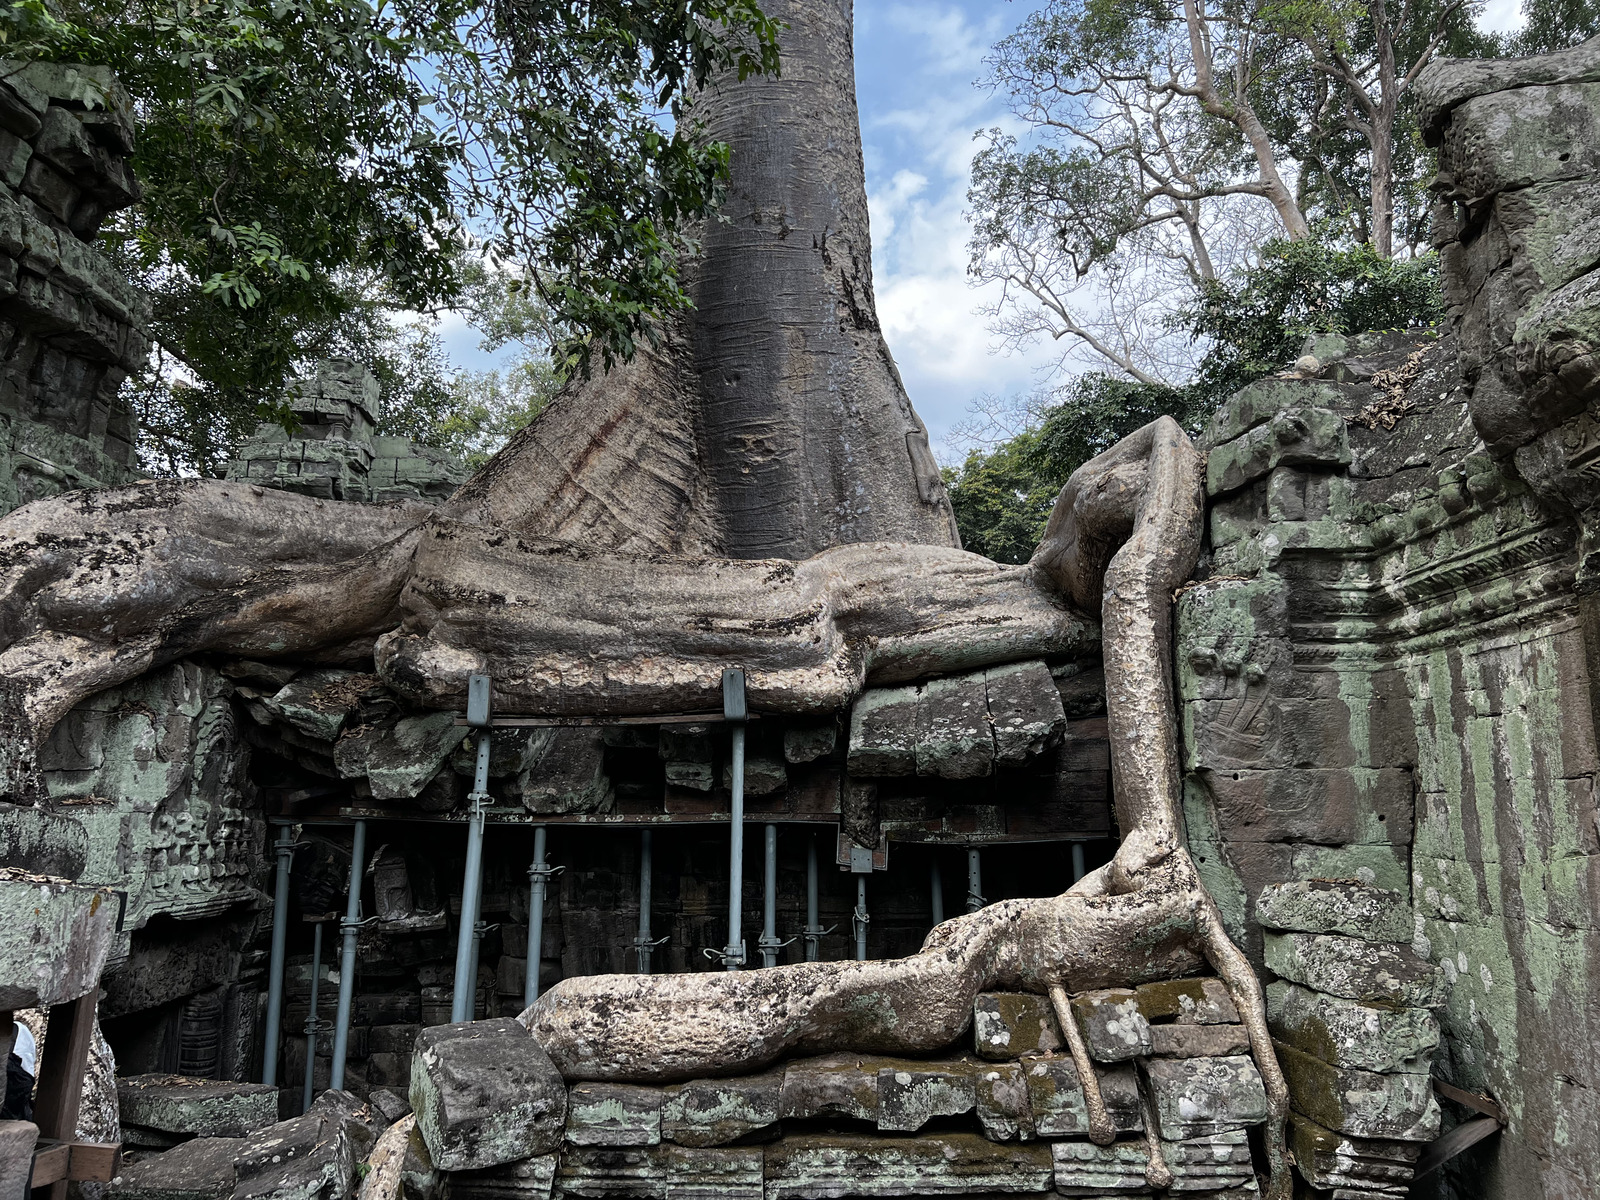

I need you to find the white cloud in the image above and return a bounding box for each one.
[858,2,1058,460]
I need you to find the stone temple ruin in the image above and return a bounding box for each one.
[3,13,1600,1200]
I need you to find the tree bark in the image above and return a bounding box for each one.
[445,0,960,558]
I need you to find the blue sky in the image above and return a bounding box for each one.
[440,0,1530,461]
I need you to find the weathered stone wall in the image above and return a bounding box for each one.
[0,61,147,515]
[223,359,466,506]
[1180,330,1600,1198]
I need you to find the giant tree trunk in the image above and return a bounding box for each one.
[444,0,959,557]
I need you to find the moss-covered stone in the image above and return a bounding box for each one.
[1273,1041,1440,1142]
[1266,982,1438,1073]
[1255,879,1411,943]
[1263,932,1446,1008]
[972,992,1063,1060]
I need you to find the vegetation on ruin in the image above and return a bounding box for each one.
[0,0,779,473]
[947,0,1598,560]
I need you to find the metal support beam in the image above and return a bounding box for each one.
[930,855,944,927]
[757,823,790,967]
[719,669,747,970]
[853,876,870,961]
[525,827,557,1006]
[634,829,666,973]
[802,834,826,962]
[329,818,366,1090]
[453,674,492,1023]
[1071,841,1086,884]
[262,823,296,1086]
[966,847,984,912]
[301,920,324,1114]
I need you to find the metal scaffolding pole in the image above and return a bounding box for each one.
[930,855,944,927]
[966,847,984,913]
[301,919,324,1114]
[262,823,296,1086]
[853,876,870,961]
[329,818,366,1091]
[1071,841,1087,883]
[803,834,825,962]
[720,669,747,970]
[524,827,555,1006]
[453,674,492,1023]
[758,824,782,967]
[634,829,666,973]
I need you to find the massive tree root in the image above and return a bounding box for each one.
[520,418,1290,1198]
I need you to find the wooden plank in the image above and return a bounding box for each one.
[1435,1080,1505,1123]
[68,1142,120,1182]
[1065,717,1109,740]
[32,992,96,1141]
[31,1143,69,1187]
[1414,1115,1501,1179]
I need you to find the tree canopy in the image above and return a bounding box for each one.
[1,0,779,472]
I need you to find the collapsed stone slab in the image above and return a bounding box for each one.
[1254,880,1411,944]
[116,1076,279,1140]
[0,869,116,1007]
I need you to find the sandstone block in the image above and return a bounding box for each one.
[973,1063,1033,1141]
[1164,1129,1256,1192]
[1255,880,1411,942]
[983,661,1067,764]
[763,1132,1054,1198]
[875,1063,976,1132]
[116,1075,278,1138]
[1071,988,1154,1061]
[1148,1023,1252,1058]
[1263,933,1446,1008]
[1051,1137,1149,1194]
[1207,407,1350,496]
[658,1144,763,1200]
[232,1090,375,1200]
[565,1083,664,1147]
[661,1072,781,1147]
[1022,1057,1142,1137]
[552,1146,660,1199]
[0,1122,38,1200]
[1142,1056,1269,1139]
[0,872,116,1007]
[846,685,919,776]
[1134,978,1239,1025]
[778,1054,879,1122]
[410,1018,566,1171]
[107,1134,244,1200]
[1266,982,1438,1073]
[915,673,993,778]
[365,713,467,801]
[446,1152,556,1200]
[783,722,837,763]
[1274,1042,1440,1142]
[972,992,1063,1060]
[1287,1110,1421,1193]
[720,754,787,795]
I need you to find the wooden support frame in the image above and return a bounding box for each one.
[30,1140,119,1187]
[29,992,99,1200]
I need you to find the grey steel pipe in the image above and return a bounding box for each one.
[301,920,324,1114]
[721,669,747,970]
[329,818,366,1091]
[1071,841,1087,883]
[853,876,869,961]
[261,823,296,1086]
[966,847,984,912]
[758,824,781,967]
[524,826,550,1005]
[634,829,667,973]
[451,737,490,1022]
[930,855,944,927]
[803,834,823,961]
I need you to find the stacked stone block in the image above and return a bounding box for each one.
[1257,881,1443,1198]
[396,980,1272,1198]
[0,60,149,516]
[224,359,466,505]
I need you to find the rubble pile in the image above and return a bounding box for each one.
[1258,880,1444,1198]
